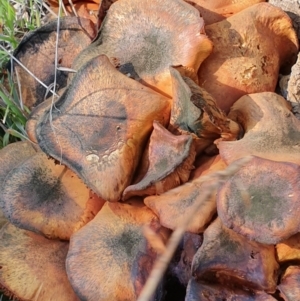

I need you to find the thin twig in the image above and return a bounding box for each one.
[137,156,252,301]
[0,45,59,97]
[42,2,58,18]
[68,0,78,17]
[49,0,63,164]
[14,67,23,110]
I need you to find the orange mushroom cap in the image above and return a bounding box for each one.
[0,152,104,240]
[168,67,240,148]
[198,3,298,112]
[66,201,169,301]
[186,0,266,25]
[33,55,170,202]
[192,218,279,292]
[276,232,300,264]
[123,121,196,200]
[217,156,300,244]
[0,223,79,301]
[217,92,300,165]
[278,266,300,301]
[144,155,226,233]
[9,17,96,109]
[72,0,213,97]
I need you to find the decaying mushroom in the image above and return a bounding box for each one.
[123,121,196,200]
[3,0,300,299]
[278,266,300,301]
[168,67,240,150]
[217,156,300,244]
[0,151,104,240]
[192,218,279,292]
[0,223,79,301]
[32,55,170,202]
[171,232,203,286]
[185,279,277,301]
[66,201,170,301]
[72,0,213,97]
[216,92,300,165]
[198,2,299,112]
[9,17,96,109]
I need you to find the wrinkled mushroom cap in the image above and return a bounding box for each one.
[198,3,298,112]
[217,92,300,165]
[123,121,196,200]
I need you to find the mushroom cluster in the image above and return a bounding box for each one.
[1,0,300,300]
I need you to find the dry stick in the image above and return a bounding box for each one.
[68,0,78,17]
[137,156,252,301]
[49,0,64,164]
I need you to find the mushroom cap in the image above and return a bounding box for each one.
[0,208,7,230]
[66,201,169,301]
[192,218,279,293]
[144,155,226,233]
[217,92,300,165]
[0,152,104,240]
[123,121,196,200]
[187,0,266,25]
[217,156,300,244]
[198,3,298,112]
[0,141,36,185]
[171,232,203,286]
[72,0,213,97]
[186,279,277,301]
[276,233,300,263]
[278,266,300,301]
[9,17,96,109]
[169,67,240,143]
[0,223,79,301]
[33,55,170,202]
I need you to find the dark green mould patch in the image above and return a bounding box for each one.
[245,187,284,224]
[24,167,64,208]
